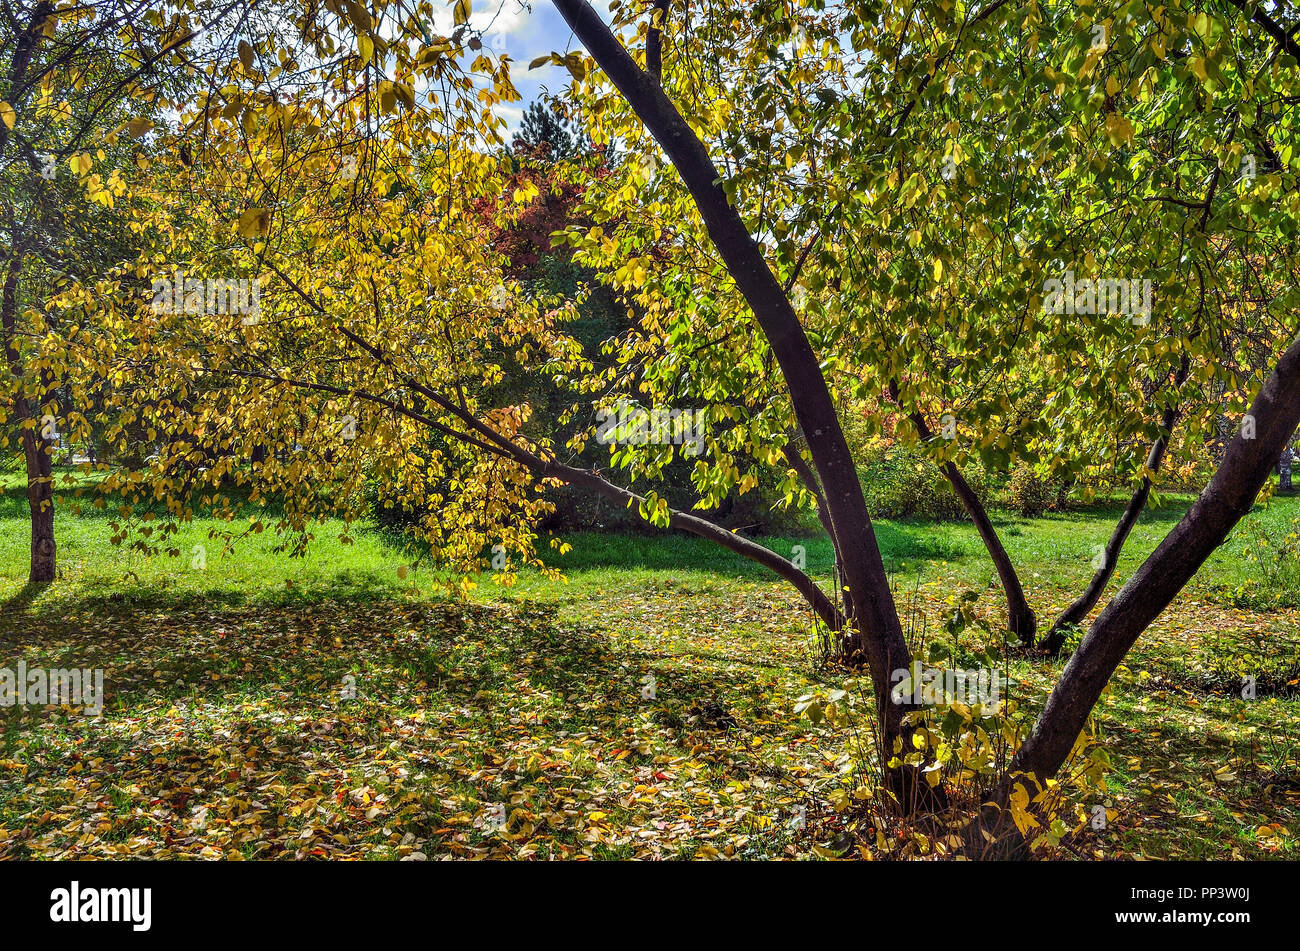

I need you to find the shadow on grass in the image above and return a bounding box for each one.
[1,591,805,859]
[0,581,52,634]
[0,595,769,748]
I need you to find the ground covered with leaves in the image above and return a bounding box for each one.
[2,480,1298,858]
[1,557,1296,859]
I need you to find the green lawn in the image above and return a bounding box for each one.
[1,472,1296,859]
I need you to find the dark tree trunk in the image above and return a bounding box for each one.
[1040,357,1190,654]
[22,420,56,582]
[781,440,856,624]
[939,459,1036,643]
[3,239,55,584]
[0,5,58,584]
[1040,470,1154,655]
[1013,333,1300,783]
[549,0,916,758]
[889,383,1035,643]
[0,2,54,162]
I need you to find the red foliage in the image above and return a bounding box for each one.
[476,142,610,276]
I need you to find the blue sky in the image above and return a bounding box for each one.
[474,2,587,136]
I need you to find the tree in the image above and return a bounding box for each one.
[65,0,1300,844]
[542,0,1300,821]
[514,99,585,161]
[0,0,243,583]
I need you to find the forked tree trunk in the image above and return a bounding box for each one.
[546,0,1300,817]
[1040,358,1190,655]
[1012,333,1300,783]
[549,0,1300,819]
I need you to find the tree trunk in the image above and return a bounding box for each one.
[1040,358,1190,654]
[2,239,55,584]
[1040,470,1153,656]
[549,0,916,757]
[782,440,857,625]
[0,2,54,162]
[23,419,56,582]
[889,384,1035,643]
[1012,332,1300,783]
[939,459,1036,643]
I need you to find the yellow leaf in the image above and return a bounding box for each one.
[128,116,153,138]
[564,54,587,83]
[236,207,269,238]
[1104,113,1134,146]
[1077,48,1104,79]
[1007,782,1040,836]
[0,102,14,129]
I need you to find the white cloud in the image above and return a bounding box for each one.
[494,104,525,132]
[428,0,533,39]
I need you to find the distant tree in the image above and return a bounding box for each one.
[513,100,584,162]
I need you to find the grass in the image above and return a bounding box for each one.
[0,470,1296,859]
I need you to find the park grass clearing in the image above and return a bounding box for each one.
[0,476,1297,859]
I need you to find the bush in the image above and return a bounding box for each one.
[856,448,972,521]
[1002,465,1067,517]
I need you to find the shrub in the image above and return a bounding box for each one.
[1003,465,1067,517]
[856,448,973,521]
